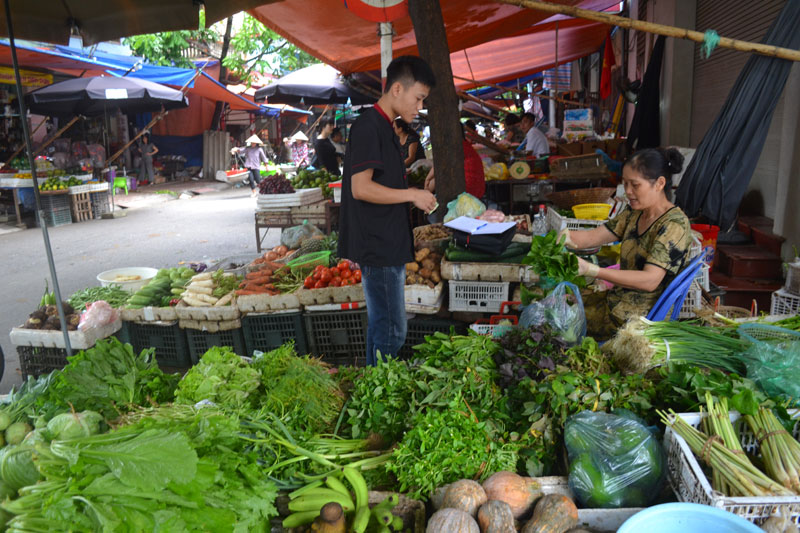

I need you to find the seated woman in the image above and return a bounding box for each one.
[560,147,693,340]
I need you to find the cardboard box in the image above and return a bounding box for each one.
[582,140,606,154]
[557,142,583,156]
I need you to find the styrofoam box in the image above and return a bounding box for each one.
[10,316,122,350]
[664,410,800,525]
[405,282,444,314]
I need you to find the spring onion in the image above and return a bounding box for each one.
[745,407,800,493]
[604,317,748,375]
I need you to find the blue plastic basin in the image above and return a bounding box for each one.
[617,503,762,533]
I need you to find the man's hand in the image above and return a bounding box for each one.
[577,256,600,278]
[410,188,437,213]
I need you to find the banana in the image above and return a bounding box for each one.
[342,466,368,510]
[288,479,324,499]
[371,493,399,513]
[351,504,371,533]
[390,515,403,531]
[282,510,319,528]
[324,475,352,500]
[373,507,394,527]
[288,490,355,513]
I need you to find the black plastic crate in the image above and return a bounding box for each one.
[90,191,111,218]
[120,321,192,368]
[36,206,72,227]
[398,317,468,360]
[18,345,69,379]
[242,312,307,356]
[185,327,246,361]
[303,309,368,366]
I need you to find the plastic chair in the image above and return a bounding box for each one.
[111,176,128,195]
[646,253,706,322]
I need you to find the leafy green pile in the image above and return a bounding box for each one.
[522,230,585,290]
[36,338,179,419]
[386,398,523,500]
[495,325,570,389]
[3,405,278,532]
[174,346,260,410]
[251,342,343,434]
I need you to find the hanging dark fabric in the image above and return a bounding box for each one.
[676,1,800,231]
[626,35,666,152]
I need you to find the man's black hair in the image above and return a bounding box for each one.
[384,55,436,94]
[521,112,537,123]
[319,117,335,128]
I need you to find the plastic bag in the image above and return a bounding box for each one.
[519,282,586,345]
[78,301,119,331]
[565,411,665,508]
[477,209,506,222]
[739,324,800,400]
[280,220,324,249]
[443,192,486,223]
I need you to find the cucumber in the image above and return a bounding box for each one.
[446,242,529,263]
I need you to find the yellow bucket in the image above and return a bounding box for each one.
[572,203,612,220]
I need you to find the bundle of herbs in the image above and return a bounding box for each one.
[745,407,800,493]
[251,342,344,434]
[604,317,748,375]
[495,325,569,388]
[174,346,261,410]
[521,230,585,290]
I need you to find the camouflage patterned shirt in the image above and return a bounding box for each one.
[603,205,693,325]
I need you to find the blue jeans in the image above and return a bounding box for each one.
[361,265,407,366]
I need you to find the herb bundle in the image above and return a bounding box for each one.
[495,325,569,388]
[522,230,585,289]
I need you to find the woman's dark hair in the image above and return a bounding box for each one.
[141,134,150,143]
[503,113,521,126]
[624,147,684,188]
[319,117,335,130]
[393,118,415,136]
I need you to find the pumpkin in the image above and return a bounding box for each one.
[426,508,480,533]
[521,494,578,533]
[442,479,488,517]
[477,500,516,533]
[431,483,452,510]
[482,471,543,519]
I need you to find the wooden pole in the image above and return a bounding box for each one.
[497,0,800,62]
[457,89,507,113]
[4,116,64,167]
[31,116,80,157]
[106,110,168,165]
[453,75,584,106]
[465,128,510,155]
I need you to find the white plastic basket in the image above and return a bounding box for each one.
[448,281,509,313]
[771,288,800,316]
[546,207,607,232]
[678,284,704,319]
[664,410,800,525]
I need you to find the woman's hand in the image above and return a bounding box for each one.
[576,256,599,278]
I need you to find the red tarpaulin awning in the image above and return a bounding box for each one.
[250,0,619,75]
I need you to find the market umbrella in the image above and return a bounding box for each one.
[253,63,376,105]
[25,76,189,117]
[675,1,800,231]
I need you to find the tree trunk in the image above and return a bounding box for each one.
[211,17,234,131]
[408,0,465,218]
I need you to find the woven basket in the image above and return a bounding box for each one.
[546,187,616,210]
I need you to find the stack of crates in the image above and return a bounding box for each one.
[119,321,192,369]
[90,191,111,219]
[37,192,72,227]
[242,310,308,356]
[70,192,93,222]
[304,306,368,366]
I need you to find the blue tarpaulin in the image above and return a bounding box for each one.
[151,134,204,167]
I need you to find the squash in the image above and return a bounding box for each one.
[431,483,451,510]
[521,494,578,533]
[426,508,480,533]
[482,471,543,519]
[442,479,488,517]
[477,500,516,533]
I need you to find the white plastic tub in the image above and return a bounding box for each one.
[97,267,158,292]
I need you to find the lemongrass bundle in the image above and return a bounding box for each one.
[659,409,795,497]
[701,393,746,495]
[745,407,800,494]
[605,317,748,375]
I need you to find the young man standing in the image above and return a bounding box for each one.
[338,56,437,366]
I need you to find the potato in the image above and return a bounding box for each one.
[265,251,279,261]
[406,262,419,272]
[421,258,436,272]
[426,280,435,288]
[430,270,441,283]
[419,268,432,279]
[415,248,431,262]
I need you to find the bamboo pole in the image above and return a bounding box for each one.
[497,0,800,62]
[465,128,510,155]
[32,116,80,157]
[453,75,584,106]
[106,110,168,165]
[457,90,507,113]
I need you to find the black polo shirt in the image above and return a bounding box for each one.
[313,137,341,176]
[337,105,413,267]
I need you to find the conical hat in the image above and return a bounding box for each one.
[245,134,264,145]
[290,131,309,142]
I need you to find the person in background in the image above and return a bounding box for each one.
[139,132,159,184]
[289,131,310,167]
[231,134,269,197]
[519,112,550,157]
[312,118,341,176]
[423,126,486,200]
[330,127,346,156]
[393,118,423,168]
[499,113,525,148]
[338,55,437,366]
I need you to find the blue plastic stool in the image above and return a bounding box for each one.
[646,253,706,322]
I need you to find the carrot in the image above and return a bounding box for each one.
[246,271,268,280]
[266,261,286,271]
[235,289,260,296]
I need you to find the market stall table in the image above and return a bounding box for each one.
[254,199,334,252]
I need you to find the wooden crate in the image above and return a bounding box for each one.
[70,192,93,222]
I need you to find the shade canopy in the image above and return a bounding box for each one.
[254,63,376,105]
[0,0,281,45]
[25,75,188,117]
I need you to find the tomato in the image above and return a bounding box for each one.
[303,277,314,289]
[337,260,351,271]
[330,278,342,287]
[314,264,326,274]
[320,270,333,283]
[340,268,351,279]
[314,280,326,289]
[329,267,340,277]
[353,270,362,282]
[312,271,322,281]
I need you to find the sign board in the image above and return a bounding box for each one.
[0,66,53,88]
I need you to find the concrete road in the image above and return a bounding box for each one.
[0,180,283,393]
